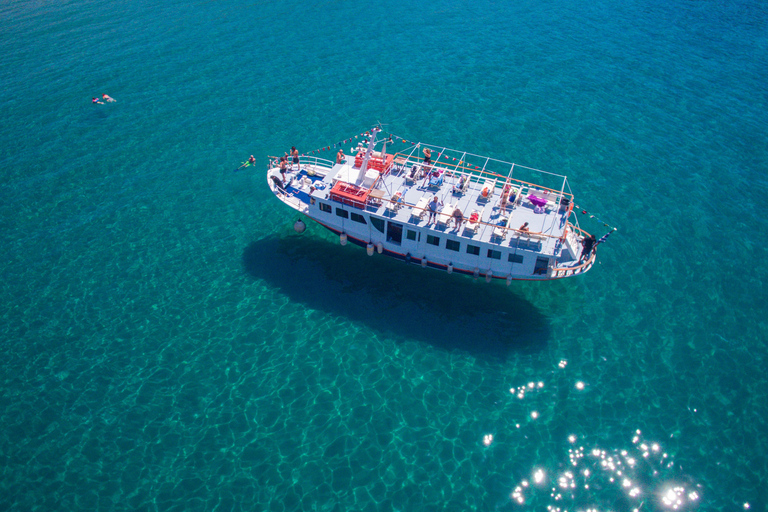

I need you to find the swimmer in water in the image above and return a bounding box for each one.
[102,94,116,102]
[248,155,256,166]
[92,97,104,104]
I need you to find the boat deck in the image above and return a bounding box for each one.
[267,128,599,279]
[306,160,575,258]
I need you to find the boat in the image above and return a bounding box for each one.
[266,126,607,282]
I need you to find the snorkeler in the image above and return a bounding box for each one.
[102,94,116,102]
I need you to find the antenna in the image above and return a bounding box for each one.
[359,127,381,178]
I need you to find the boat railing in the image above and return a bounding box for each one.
[347,151,572,214]
[283,194,309,213]
[392,198,564,243]
[567,224,592,242]
[268,154,336,171]
[551,249,596,278]
[267,178,310,213]
[269,148,575,244]
[390,143,569,182]
[390,153,574,204]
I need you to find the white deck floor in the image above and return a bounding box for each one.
[314,162,571,258]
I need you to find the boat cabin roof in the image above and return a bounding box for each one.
[306,139,578,258]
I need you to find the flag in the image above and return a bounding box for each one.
[596,228,616,245]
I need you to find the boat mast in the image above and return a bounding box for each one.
[359,127,380,176]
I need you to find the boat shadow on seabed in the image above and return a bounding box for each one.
[242,234,551,360]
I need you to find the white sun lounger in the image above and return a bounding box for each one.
[411,196,430,219]
[493,216,509,239]
[478,179,495,202]
[464,208,483,235]
[438,203,455,227]
[386,191,403,213]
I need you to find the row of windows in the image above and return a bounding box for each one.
[422,233,525,263]
[335,208,367,225]
[320,202,367,224]
[320,203,526,264]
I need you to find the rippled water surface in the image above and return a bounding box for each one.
[1,0,767,510]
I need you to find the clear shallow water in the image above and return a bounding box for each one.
[1,0,767,510]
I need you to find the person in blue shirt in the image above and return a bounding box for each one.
[427,196,442,225]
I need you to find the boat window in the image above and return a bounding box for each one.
[466,244,480,256]
[406,229,418,241]
[387,222,403,245]
[336,208,349,219]
[534,257,550,275]
[370,217,385,233]
[426,235,440,246]
[446,239,460,252]
[508,253,524,264]
[319,203,332,213]
[487,249,501,260]
[351,212,367,224]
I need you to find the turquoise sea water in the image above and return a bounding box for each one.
[2,0,767,510]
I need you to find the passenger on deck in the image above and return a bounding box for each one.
[427,196,442,225]
[580,234,596,261]
[453,175,467,194]
[290,146,300,170]
[451,208,464,230]
[336,148,345,164]
[519,222,530,232]
[428,169,443,187]
[279,156,288,182]
[423,147,432,165]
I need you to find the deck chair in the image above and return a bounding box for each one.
[479,179,495,202]
[452,174,468,195]
[458,174,470,193]
[438,203,455,227]
[427,170,444,188]
[493,216,509,239]
[411,195,430,220]
[405,164,422,185]
[386,191,403,213]
[499,185,519,210]
[464,208,483,235]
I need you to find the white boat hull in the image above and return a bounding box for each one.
[266,131,599,282]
